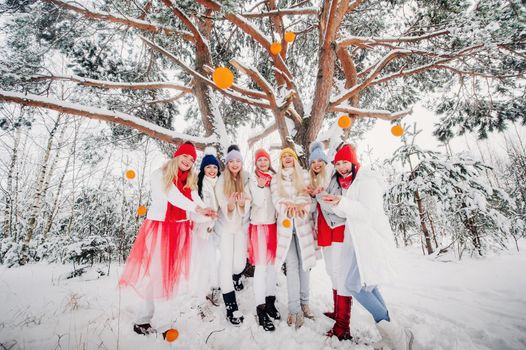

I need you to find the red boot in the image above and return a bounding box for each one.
[324,289,338,320]
[326,295,352,341]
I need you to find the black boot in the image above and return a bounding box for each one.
[223,291,244,325]
[256,304,275,331]
[265,296,281,320]
[232,273,244,291]
[133,323,154,335]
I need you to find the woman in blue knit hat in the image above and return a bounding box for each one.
[189,146,222,320]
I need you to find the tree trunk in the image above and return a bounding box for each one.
[414,190,434,255]
[24,115,62,244]
[2,128,21,238]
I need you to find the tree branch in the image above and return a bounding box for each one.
[248,123,278,148]
[141,36,272,109]
[29,74,193,92]
[42,0,194,41]
[338,30,450,48]
[0,90,213,148]
[330,105,412,120]
[241,7,318,18]
[229,59,277,108]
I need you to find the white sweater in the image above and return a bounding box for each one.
[147,168,198,221]
[248,172,276,225]
[214,174,251,233]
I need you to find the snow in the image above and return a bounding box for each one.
[1,243,525,350]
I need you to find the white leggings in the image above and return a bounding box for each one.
[219,229,247,294]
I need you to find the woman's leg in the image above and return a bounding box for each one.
[285,234,301,315]
[219,230,234,294]
[351,287,390,323]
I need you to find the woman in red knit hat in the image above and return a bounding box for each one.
[119,141,217,338]
[318,144,413,349]
[248,148,280,331]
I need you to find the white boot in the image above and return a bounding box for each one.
[377,320,414,350]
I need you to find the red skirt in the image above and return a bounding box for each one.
[317,205,345,247]
[248,223,277,265]
[119,219,192,300]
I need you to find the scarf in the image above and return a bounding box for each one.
[256,170,273,187]
[338,173,354,190]
[166,169,193,221]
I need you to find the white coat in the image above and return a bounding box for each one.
[271,170,316,271]
[332,168,396,290]
[248,173,276,225]
[146,168,198,220]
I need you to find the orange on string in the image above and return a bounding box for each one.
[270,42,282,55]
[284,31,296,43]
[212,67,234,89]
[164,328,179,342]
[391,125,404,137]
[338,115,352,129]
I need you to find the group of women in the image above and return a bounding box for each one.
[118,141,413,349]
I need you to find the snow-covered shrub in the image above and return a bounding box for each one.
[65,235,116,266]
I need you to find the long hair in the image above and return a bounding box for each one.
[223,166,245,197]
[335,164,357,186]
[309,162,327,188]
[277,158,306,198]
[197,166,221,199]
[161,157,197,192]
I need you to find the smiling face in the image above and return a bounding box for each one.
[256,156,270,172]
[177,154,195,171]
[310,159,325,174]
[227,159,242,175]
[204,165,218,178]
[281,154,295,168]
[335,160,353,177]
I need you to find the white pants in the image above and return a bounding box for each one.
[189,228,221,299]
[251,224,277,305]
[219,229,247,294]
[323,242,353,296]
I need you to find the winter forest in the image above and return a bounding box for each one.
[0,0,525,349]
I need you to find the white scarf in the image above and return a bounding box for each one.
[202,176,219,210]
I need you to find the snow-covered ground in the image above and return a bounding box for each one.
[1,243,526,350]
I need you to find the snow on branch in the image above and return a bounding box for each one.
[241,7,319,18]
[42,0,194,41]
[330,105,412,121]
[160,0,207,45]
[202,65,269,100]
[338,30,450,48]
[247,123,278,148]
[29,74,193,92]
[229,59,277,108]
[0,90,215,148]
[140,36,272,109]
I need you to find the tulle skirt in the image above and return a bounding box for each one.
[248,223,277,266]
[119,219,192,300]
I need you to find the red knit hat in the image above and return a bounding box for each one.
[254,148,270,164]
[334,144,359,166]
[173,141,197,160]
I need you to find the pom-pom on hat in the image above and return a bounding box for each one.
[308,142,328,164]
[200,146,220,171]
[254,148,270,164]
[173,141,197,160]
[280,147,298,161]
[225,144,243,163]
[334,144,359,167]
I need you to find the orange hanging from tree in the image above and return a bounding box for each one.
[125,169,136,180]
[137,206,147,216]
[338,115,352,129]
[212,67,234,89]
[284,31,296,43]
[270,42,282,55]
[282,218,291,228]
[164,328,179,342]
[391,125,404,137]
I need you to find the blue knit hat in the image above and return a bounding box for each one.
[308,142,328,164]
[200,146,220,171]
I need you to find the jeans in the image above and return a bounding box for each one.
[351,286,390,323]
[285,232,310,314]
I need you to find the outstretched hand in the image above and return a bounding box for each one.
[321,194,341,205]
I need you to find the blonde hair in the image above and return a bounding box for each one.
[309,162,327,188]
[161,157,197,192]
[277,158,306,198]
[223,166,246,197]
